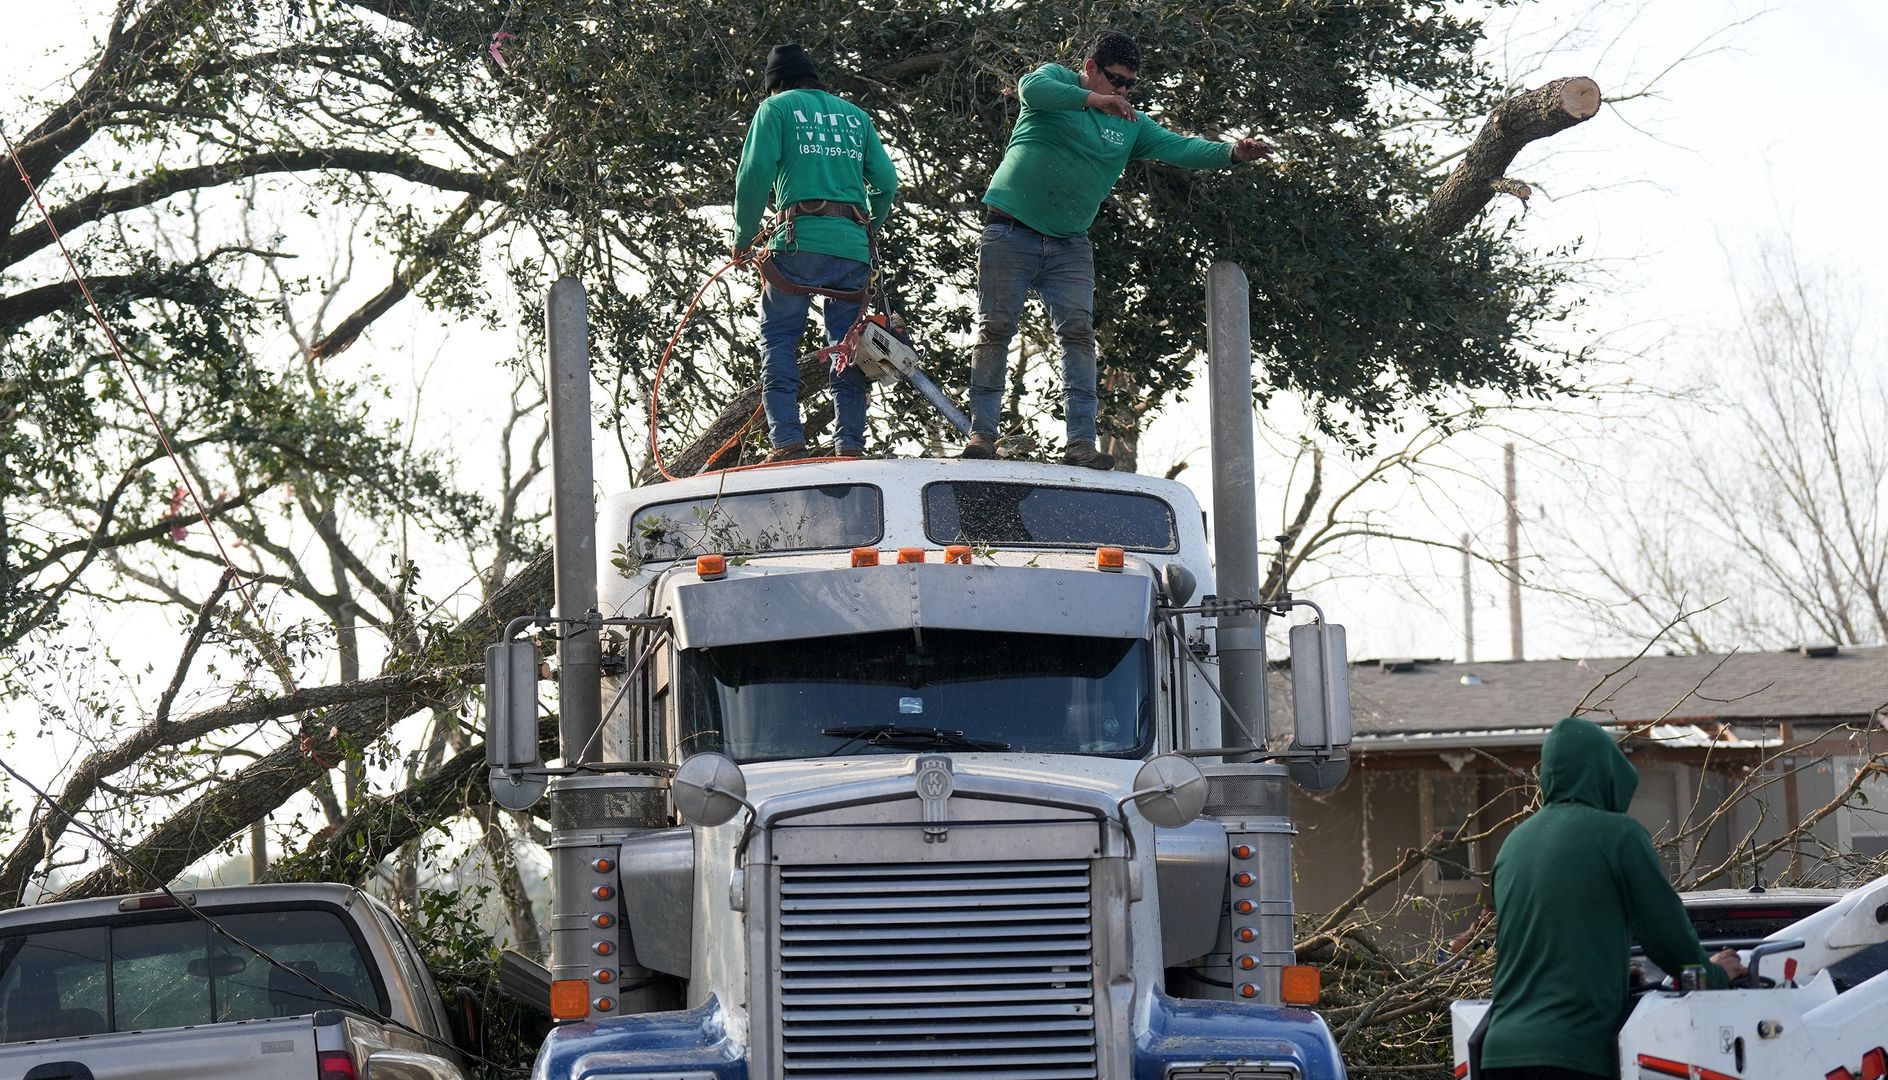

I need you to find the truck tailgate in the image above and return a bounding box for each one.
[0,1013,319,1080]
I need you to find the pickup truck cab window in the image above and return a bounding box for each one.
[922,481,1179,552]
[678,628,1152,762]
[630,484,882,561]
[0,907,386,1043]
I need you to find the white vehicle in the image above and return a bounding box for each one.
[482,267,1355,1080]
[1451,871,1888,1080]
[0,884,477,1080]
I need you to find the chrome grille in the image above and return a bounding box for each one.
[777,859,1099,1079]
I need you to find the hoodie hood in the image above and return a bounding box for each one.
[1538,716,1638,812]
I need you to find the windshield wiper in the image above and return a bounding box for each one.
[821,723,1011,755]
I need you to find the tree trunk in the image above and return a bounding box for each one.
[1422,77,1601,237]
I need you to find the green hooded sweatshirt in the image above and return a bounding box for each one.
[1481,716,1723,1078]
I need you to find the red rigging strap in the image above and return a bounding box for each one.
[0,124,301,696]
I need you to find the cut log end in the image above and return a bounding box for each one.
[1559,76,1602,120]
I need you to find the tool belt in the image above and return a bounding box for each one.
[755,200,875,304]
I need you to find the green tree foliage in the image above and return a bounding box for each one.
[3,0,1584,648]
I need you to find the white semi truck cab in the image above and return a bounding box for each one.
[485,266,1354,1080]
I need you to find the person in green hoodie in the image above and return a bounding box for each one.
[1480,716,1745,1079]
[733,43,897,462]
[959,29,1272,470]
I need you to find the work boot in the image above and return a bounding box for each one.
[761,442,810,464]
[1061,441,1115,471]
[959,433,997,460]
[834,442,866,459]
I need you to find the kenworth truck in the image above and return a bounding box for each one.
[484,264,1354,1080]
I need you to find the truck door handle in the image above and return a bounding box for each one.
[24,1063,96,1080]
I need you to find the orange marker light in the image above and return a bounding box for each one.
[592,912,615,929]
[851,547,880,567]
[1238,983,1259,999]
[943,544,972,564]
[592,857,615,873]
[593,996,616,1012]
[1233,872,1254,887]
[1232,844,1253,859]
[594,968,615,984]
[1234,899,1255,915]
[593,884,615,901]
[1095,546,1125,572]
[695,554,727,580]
[1238,955,1257,971]
[550,979,590,1020]
[592,940,615,956]
[1281,965,1322,1006]
[1235,927,1256,943]
[897,547,925,564]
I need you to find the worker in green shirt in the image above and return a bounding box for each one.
[1480,717,1745,1079]
[733,44,897,462]
[960,29,1272,470]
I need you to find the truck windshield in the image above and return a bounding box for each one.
[678,629,1151,762]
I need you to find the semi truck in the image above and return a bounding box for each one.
[484,263,1354,1080]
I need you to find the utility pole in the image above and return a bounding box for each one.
[1505,442,1523,661]
[1462,533,1475,664]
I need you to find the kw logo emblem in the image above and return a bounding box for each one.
[915,755,954,843]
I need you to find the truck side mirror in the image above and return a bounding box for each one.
[673,752,749,827]
[1128,754,1208,828]
[485,640,548,810]
[1289,621,1352,753]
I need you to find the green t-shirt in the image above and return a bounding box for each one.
[733,88,897,264]
[982,63,1235,238]
[1482,717,1724,1078]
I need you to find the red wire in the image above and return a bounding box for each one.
[648,255,748,482]
[2,125,300,694]
[650,246,874,480]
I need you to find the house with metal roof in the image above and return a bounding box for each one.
[1284,645,1888,944]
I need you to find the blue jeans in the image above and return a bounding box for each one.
[759,250,871,450]
[969,221,1098,445]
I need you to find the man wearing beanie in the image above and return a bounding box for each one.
[734,43,897,462]
[962,29,1272,470]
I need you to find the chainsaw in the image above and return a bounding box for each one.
[841,312,970,436]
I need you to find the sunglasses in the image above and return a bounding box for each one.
[1101,68,1137,92]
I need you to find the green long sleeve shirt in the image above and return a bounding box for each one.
[982,63,1235,238]
[1482,717,1725,1078]
[733,88,896,264]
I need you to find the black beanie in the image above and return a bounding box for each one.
[764,43,819,90]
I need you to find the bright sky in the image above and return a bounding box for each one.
[1144,0,1888,663]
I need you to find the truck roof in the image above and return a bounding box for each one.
[598,457,1213,615]
[0,883,379,932]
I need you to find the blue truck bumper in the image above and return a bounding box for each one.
[535,991,1344,1080]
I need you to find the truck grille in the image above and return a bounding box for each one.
[776,858,1099,1080]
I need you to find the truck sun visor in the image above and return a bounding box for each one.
[669,563,1155,649]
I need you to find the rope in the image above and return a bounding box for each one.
[1,125,301,697]
[647,211,878,480]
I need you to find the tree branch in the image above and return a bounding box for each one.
[1422,76,1601,236]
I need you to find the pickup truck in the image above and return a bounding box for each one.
[0,883,476,1080]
